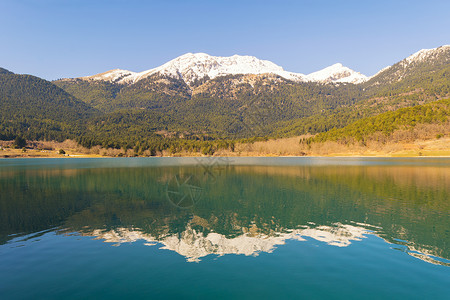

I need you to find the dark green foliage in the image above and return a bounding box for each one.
[13,136,27,148]
[0,72,99,141]
[54,79,123,112]
[54,74,192,113]
[309,98,450,143]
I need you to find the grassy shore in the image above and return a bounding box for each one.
[0,148,103,158]
[1,136,449,158]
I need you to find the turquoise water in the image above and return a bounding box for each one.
[0,157,449,299]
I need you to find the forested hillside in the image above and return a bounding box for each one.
[56,73,364,140]
[277,55,450,137]
[308,98,450,144]
[0,69,98,141]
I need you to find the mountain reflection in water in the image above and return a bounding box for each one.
[1,158,449,266]
[73,223,369,262]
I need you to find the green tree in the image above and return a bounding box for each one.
[13,136,27,148]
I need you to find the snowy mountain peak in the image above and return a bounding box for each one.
[367,45,450,83]
[81,53,307,85]
[138,52,305,84]
[306,63,368,84]
[404,45,450,64]
[82,69,135,83]
[79,53,370,85]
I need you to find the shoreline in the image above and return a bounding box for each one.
[1,137,449,159]
[2,153,450,159]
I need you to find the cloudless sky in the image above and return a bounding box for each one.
[0,0,449,80]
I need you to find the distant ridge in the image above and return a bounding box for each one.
[73,46,450,86]
[0,67,13,75]
[77,53,367,85]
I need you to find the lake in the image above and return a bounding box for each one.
[0,157,449,299]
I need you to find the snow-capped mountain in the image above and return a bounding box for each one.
[84,69,135,83]
[305,63,368,84]
[79,46,450,87]
[367,45,450,85]
[404,45,450,64]
[80,53,366,85]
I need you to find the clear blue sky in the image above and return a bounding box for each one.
[1,0,449,80]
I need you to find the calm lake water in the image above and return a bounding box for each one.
[1,157,449,299]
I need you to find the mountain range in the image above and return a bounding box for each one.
[66,45,450,86]
[1,45,449,152]
[78,52,368,85]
